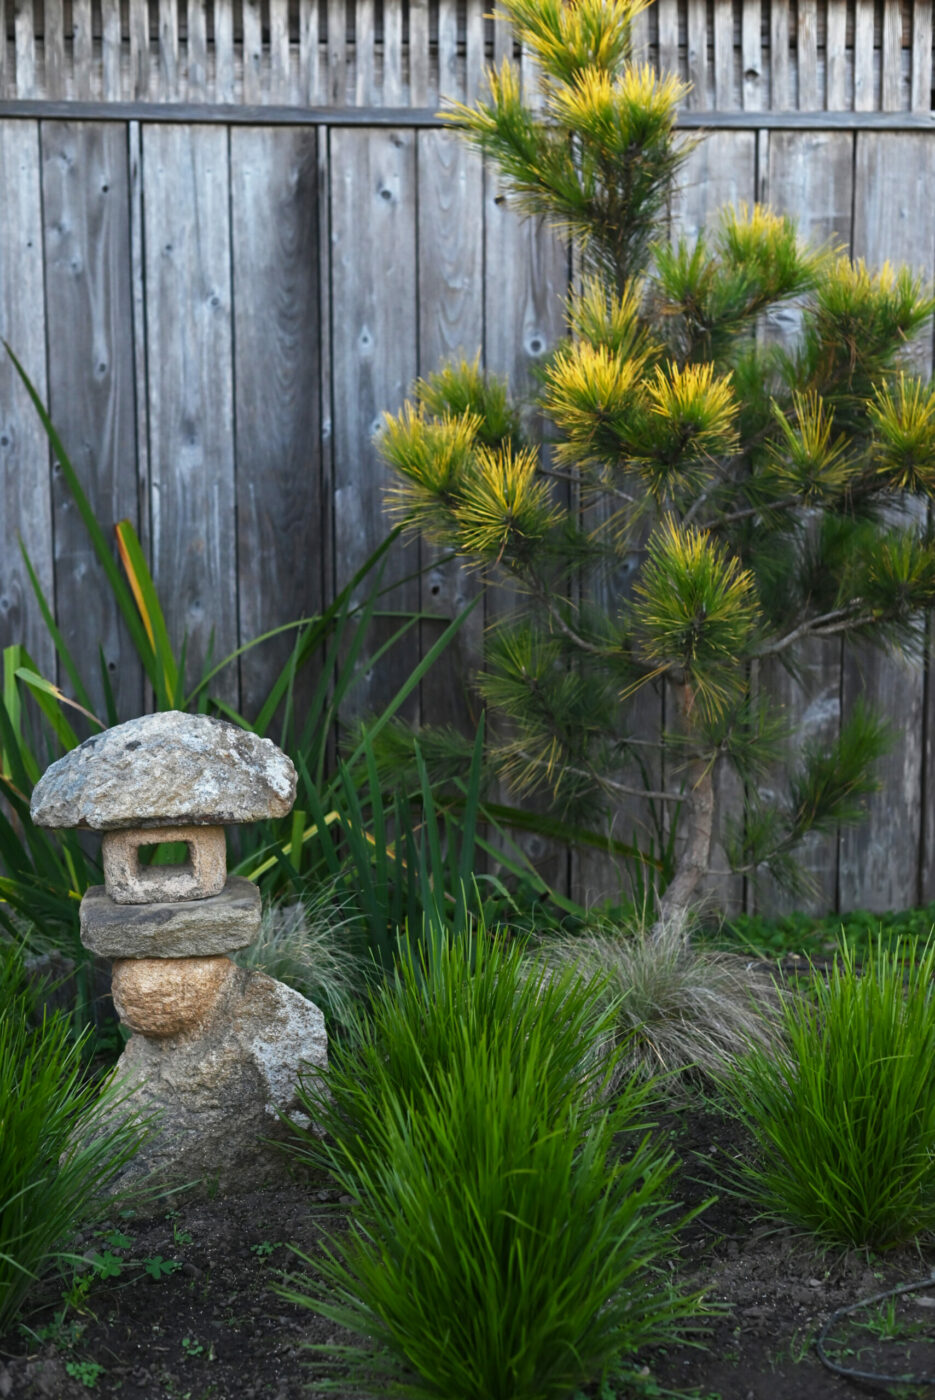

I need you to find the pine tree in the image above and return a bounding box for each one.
[379,0,935,918]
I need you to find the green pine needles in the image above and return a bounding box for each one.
[720,936,935,1250]
[378,0,935,914]
[281,930,706,1399]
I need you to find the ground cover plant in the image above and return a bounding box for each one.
[379,0,935,918]
[281,929,707,1400]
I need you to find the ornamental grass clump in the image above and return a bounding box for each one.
[542,908,783,1084]
[0,944,147,1333]
[720,935,935,1250]
[282,929,706,1400]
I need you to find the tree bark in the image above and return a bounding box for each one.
[656,681,716,927]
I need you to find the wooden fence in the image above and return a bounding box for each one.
[1,0,934,915]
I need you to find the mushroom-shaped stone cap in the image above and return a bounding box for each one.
[30,711,297,830]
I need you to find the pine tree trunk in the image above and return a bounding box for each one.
[656,682,716,927]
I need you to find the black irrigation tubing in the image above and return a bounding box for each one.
[816,1269,935,1390]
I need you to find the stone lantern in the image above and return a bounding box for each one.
[30,711,327,1192]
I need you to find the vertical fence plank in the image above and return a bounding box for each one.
[269,0,292,103]
[157,0,178,100]
[686,0,709,107]
[854,0,876,110]
[630,2,649,65]
[911,0,932,111]
[43,0,65,98]
[101,0,123,100]
[231,127,322,721]
[354,0,373,104]
[299,0,320,103]
[881,0,904,110]
[437,0,458,102]
[0,119,52,675]
[842,131,935,910]
[713,0,733,109]
[465,0,485,104]
[127,120,151,658]
[484,166,570,893]
[656,0,679,84]
[741,0,762,109]
[242,0,262,103]
[409,0,429,105]
[797,0,818,109]
[826,0,847,108]
[0,0,7,98]
[214,0,234,102]
[329,127,419,718]
[672,131,757,915]
[73,0,92,97]
[755,129,855,913]
[417,131,484,733]
[187,0,207,100]
[41,121,142,721]
[129,0,151,100]
[327,0,346,103]
[769,0,790,109]
[14,0,37,97]
[142,123,238,706]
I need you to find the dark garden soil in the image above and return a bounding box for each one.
[2,1105,934,1400]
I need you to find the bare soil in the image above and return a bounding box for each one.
[2,1104,934,1400]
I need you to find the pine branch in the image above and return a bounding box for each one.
[514,748,684,805]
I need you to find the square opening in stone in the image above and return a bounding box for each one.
[136,841,193,870]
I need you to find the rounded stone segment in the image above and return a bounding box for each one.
[102,825,227,904]
[30,711,297,830]
[112,955,237,1037]
[79,876,261,959]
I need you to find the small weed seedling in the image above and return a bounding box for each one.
[250,1240,283,1259]
[144,1255,181,1280]
[64,1358,105,1388]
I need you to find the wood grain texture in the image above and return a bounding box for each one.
[43,0,64,99]
[354,0,374,106]
[713,0,733,110]
[299,0,320,104]
[796,0,818,110]
[14,0,36,98]
[186,0,207,102]
[0,118,53,674]
[157,0,178,101]
[741,0,762,110]
[672,130,757,915]
[408,0,429,106]
[230,127,322,722]
[842,131,935,910]
[142,123,238,707]
[127,120,151,646]
[214,0,235,103]
[755,129,854,913]
[242,0,262,104]
[826,0,847,109]
[269,0,292,104]
[329,126,419,719]
[327,0,346,103]
[72,0,92,99]
[383,0,402,104]
[101,0,123,101]
[854,0,876,111]
[437,0,458,103]
[128,0,150,100]
[656,0,680,87]
[881,0,904,111]
[464,0,485,106]
[41,120,142,720]
[417,130,484,732]
[769,0,789,110]
[910,0,932,112]
[686,0,709,108]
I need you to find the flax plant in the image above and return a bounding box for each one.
[377,0,935,917]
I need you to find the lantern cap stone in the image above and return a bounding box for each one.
[30,711,297,830]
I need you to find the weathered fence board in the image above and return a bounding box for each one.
[0,119,52,677]
[229,125,322,722]
[41,119,143,722]
[142,123,239,706]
